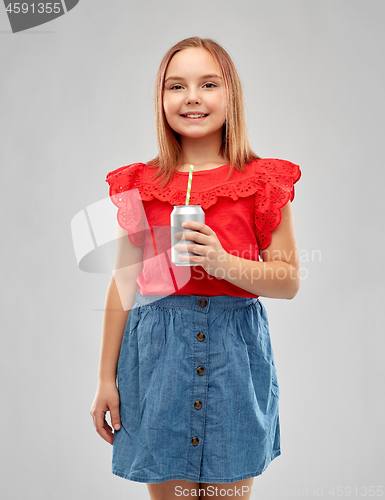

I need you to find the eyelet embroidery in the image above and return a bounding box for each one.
[105,159,301,250]
[106,163,147,246]
[254,160,301,250]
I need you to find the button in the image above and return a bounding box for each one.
[197,366,205,375]
[197,332,205,341]
[194,400,202,409]
[192,436,199,446]
[199,299,207,308]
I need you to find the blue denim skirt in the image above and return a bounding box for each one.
[112,291,281,484]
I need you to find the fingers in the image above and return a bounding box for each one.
[90,409,112,445]
[90,405,121,446]
[176,243,205,258]
[109,402,121,431]
[182,221,210,234]
[176,231,207,245]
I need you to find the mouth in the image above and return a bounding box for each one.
[180,113,209,121]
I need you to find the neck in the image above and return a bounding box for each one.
[179,128,228,168]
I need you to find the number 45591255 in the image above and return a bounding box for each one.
[6,3,62,14]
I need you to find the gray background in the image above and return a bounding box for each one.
[1,1,384,499]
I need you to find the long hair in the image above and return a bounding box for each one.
[147,37,261,188]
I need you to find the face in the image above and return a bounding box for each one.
[163,47,227,139]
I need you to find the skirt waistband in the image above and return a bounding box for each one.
[133,291,259,310]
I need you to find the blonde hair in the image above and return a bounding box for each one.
[147,37,261,188]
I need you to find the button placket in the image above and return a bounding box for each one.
[188,298,209,471]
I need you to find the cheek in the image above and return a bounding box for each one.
[211,93,227,115]
[163,95,180,117]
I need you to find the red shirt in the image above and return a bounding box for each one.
[105,158,301,298]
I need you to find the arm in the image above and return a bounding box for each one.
[97,274,135,384]
[223,201,301,299]
[98,222,144,383]
[176,201,301,300]
[90,221,143,444]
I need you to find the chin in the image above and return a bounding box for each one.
[177,126,223,139]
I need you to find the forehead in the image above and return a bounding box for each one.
[165,47,222,77]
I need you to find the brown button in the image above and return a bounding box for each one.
[191,436,199,446]
[194,400,202,409]
[199,299,207,308]
[197,332,205,341]
[197,366,205,375]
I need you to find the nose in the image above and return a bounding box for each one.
[185,88,201,105]
[187,99,200,104]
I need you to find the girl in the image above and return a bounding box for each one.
[90,37,301,500]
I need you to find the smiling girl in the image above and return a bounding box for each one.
[90,37,301,500]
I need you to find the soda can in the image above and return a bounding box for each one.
[171,205,205,266]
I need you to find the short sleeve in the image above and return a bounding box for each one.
[105,163,147,247]
[254,159,301,250]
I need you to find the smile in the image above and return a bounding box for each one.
[181,114,209,120]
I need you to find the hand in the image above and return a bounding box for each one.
[173,220,230,277]
[90,381,121,445]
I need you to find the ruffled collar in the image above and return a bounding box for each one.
[106,158,301,211]
[139,160,264,209]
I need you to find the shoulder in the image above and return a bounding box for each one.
[253,158,301,250]
[251,158,301,204]
[105,162,145,191]
[252,158,301,182]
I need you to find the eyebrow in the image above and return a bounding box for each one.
[164,74,223,84]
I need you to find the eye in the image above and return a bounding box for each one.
[168,83,217,90]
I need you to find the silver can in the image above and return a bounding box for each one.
[171,205,205,266]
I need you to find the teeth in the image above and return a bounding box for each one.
[184,114,207,118]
